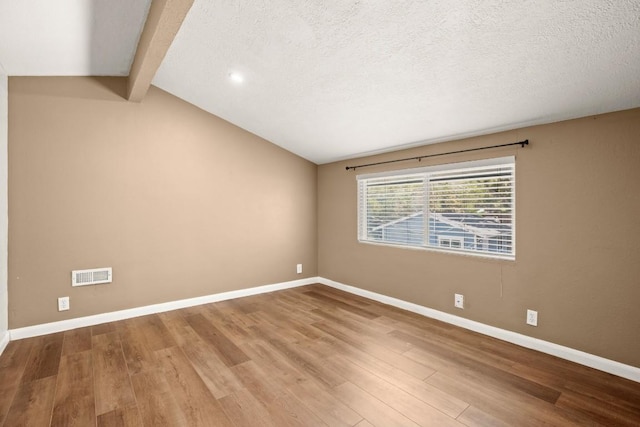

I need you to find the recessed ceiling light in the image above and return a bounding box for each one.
[228,72,244,84]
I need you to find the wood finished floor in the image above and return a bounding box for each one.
[1,284,639,426]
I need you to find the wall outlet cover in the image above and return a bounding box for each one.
[454,293,464,309]
[527,309,538,326]
[58,296,70,312]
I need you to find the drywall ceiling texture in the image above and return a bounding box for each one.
[153,0,640,164]
[0,0,151,75]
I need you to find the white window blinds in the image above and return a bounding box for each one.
[358,156,515,259]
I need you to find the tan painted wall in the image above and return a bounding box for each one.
[318,108,640,368]
[8,76,317,328]
[8,76,640,369]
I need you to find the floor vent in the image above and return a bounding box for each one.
[72,267,112,287]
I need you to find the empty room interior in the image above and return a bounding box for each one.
[1,1,640,426]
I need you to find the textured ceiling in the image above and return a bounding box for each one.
[0,0,151,75]
[1,1,639,164]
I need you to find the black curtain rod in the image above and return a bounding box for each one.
[345,139,529,171]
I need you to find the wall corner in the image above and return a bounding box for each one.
[0,62,8,348]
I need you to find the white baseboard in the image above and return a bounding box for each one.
[5,275,639,383]
[9,277,320,341]
[0,330,9,355]
[318,277,640,383]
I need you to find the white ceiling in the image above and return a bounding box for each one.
[1,0,639,164]
[0,0,151,76]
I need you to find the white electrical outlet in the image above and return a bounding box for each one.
[296,263,303,274]
[527,309,538,326]
[58,296,70,312]
[454,293,464,309]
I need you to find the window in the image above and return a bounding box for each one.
[357,156,515,259]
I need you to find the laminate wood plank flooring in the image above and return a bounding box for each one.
[92,332,137,416]
[1,284,639,426]
[50,351,95,426]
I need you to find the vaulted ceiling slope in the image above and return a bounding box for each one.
[1,1,639,164]
[0,0,151,76]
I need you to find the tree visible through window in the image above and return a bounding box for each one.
[357,157,515,259]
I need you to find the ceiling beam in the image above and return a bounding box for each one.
[127,0,194,102]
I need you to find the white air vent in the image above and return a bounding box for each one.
[72,267,112,287]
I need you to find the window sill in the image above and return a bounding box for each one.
[358,239,516,262]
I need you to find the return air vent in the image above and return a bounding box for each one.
[72,267,112,287]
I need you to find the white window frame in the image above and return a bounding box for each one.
[357,156,515,260]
